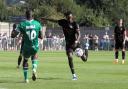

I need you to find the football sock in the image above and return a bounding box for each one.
[23,69,28,80]
[122,51,125,60]
[85,49,88,59]
[32,60,38,72]
[68,56,75,74]
[23,59,28,80]
[115,51,118,59]
[18,55,22,66]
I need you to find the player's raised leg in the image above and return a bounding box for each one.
[80,50,87,62]
[31,54,38,81]
[85,49,88,60]
[75,44,88,62]
[80,54,87,62]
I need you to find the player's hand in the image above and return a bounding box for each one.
[72,41,78,48]
[41,17,47,24]
[41,17,46,21]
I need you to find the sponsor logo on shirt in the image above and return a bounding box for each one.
[26,25,35,30]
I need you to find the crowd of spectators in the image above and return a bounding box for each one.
[0,32,115,51]
[81,32,114,51]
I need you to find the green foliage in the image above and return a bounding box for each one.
[0,0,7,21]
[2,0,128,27]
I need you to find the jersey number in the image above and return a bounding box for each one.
[27,30,36,40]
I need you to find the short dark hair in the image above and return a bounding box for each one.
[64,11,72,17]
[25,9,33,19]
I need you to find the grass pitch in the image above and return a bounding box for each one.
[0,51,128,89]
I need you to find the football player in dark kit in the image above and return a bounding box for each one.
[41,11,87,80]
[114,19,126,64]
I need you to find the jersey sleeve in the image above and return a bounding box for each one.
[58,19,65,27]
[74,22,80,31]
[16,23,23,33]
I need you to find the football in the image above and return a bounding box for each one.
[75,48,84,57]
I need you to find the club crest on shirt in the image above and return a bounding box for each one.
[69,25,73,29]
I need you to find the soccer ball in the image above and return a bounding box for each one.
[75,48,84,57]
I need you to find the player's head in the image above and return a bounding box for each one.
[64,11,73,21]
[25,9,33,20]
[117,19,123,27]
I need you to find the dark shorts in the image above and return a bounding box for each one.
[23,48,38,58]
[66,43,81,52]
[115,41,125,49]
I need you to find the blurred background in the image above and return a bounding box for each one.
[0,0,127,51]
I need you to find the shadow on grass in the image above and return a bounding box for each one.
[37,77,63,80]
[0,77,63,84]
[0,80,26,84]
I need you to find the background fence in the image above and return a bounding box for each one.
[0,36,114,51]
[0,22,115,51]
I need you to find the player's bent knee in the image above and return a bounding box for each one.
[68,56,73,60]
[23,58,28,68]
[23,63,28,69]
[34,54,38,59]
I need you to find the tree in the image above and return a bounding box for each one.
[2,0,128,27]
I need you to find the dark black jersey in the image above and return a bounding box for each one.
[58,19,79,44]
[114,25,125,41]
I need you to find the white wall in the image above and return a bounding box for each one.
[0,22,13,37]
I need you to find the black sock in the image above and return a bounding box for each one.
[85,49,88,59]
[115,51,118,59]
[122,51,125,59]
[23,58,28,80]
[18,55,22,66]
[68,56,75,74]
[81,55,87,62]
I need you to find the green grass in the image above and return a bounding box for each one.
[0,51,128,89]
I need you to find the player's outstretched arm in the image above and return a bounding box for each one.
[41,17,58,23]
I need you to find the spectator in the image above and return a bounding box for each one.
[93,34,99,51]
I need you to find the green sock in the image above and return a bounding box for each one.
[23,69,28,80]
[32,60,38,72]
